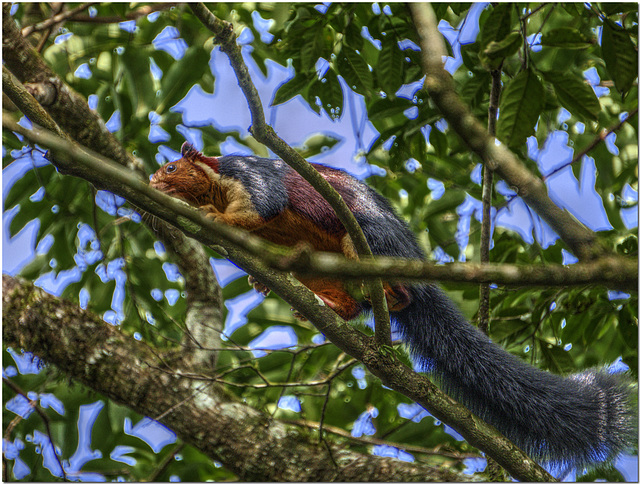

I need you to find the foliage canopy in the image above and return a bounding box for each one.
[3,2,638,482]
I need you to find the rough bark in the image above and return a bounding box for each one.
[2,3,135,170]
[3,274,469,482]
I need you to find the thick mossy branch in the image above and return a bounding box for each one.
[2,54,223,370]
[2,65,66,138]
[2,3,136,170]
[2,275,467,482]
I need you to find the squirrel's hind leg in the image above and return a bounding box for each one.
[297,277,363,321]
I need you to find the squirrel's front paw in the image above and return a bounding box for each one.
[200,204,223,222]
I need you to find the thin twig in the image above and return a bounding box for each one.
[153,382,213,422]
[521,3,550,21]
[2,377,68,481]
[478,68,503,334]
[543,107,638,181]
[21,3,98,37]
[145,442,185,482]
[283,418,479,459]
[34,3,64,53]
[318,381,332,444]
[46,3,176,26]
[187,2,392,348]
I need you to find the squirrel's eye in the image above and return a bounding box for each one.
[165,163,177,173]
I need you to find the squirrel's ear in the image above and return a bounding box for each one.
[181,142,200,159]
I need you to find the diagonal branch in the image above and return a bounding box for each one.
[2,17,224,370]
[21,3,98,37]
[2,65,66,138]
[188,2,392,348]
[2,274,466,482]
[2,377,67,480]
[4,116,637,293]
[409,3,602,261]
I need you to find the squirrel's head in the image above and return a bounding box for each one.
[149,142,220,206]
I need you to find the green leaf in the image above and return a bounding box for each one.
[4,164,55,212]
[367,125,403,154]
[480,4,514,48]
[336,45,373,96]
[314,69,344,119]
[601,22,638,94]
[578,466,626,483]
[561,3,584,17]
[541,70,600,121]
[271,74,312,106]
[540,27,594,49]
[295,133,340,158]
[429,126,449,157]
[376,36,404,96]
[496,68,544,149]
[540,344,575,374]
[368,97,415,121]
[300,27,325,73]
[601,3,639,15]
[491,319,529,340]
[8,201,40,240]
[344,21,364,51]
[484,32,522,59]
[460,71,490,108]
[425,188,467,218]
[157,47,211,114]
[119,48,157,118]
[450,3,472,16]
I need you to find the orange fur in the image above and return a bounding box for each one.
[150,154,409,319]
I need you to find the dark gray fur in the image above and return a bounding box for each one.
[213,154,637,469]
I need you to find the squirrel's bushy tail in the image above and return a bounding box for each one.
[392,284,637,469]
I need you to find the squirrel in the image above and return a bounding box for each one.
[150,142,637,471]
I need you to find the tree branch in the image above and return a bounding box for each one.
[409,3,602,261]
[3,7,624,480]
[3,3,136,169]
[478,68,502,334]
[5,115,637,292]
[3,274,466,482]
[188,2,392,348]
[2,65,66,138]
[2,19,224,370]
[2,377,67,480]
[21,3,98,37]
